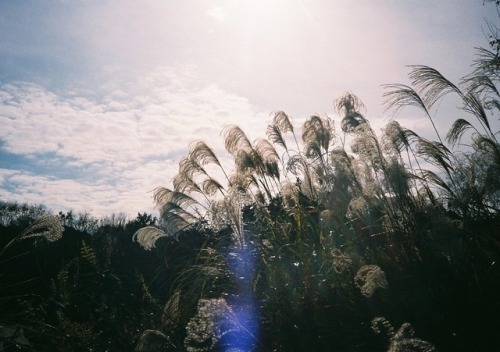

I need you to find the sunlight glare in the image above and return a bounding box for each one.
[207,6,227,21]
[215,0,304,33]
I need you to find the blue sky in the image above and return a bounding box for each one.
[0,0,497,217]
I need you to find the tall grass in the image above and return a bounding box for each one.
[134,65,499,349]
[125,12,500,349]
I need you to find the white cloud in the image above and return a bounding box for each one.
[0,65,272,217]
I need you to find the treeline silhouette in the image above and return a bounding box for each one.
[0,201,232,351]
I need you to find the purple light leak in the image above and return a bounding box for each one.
[223,241,259,351]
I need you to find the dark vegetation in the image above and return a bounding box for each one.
[2,6,500,352]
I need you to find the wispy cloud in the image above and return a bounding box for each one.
[0,65,269,217]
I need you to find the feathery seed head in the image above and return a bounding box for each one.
[272,110,294,133]
[222,125,253,156]
[354,265,388,297]
[189,141,221,166]
[20,214,64,242]
[335,92,366,118]
[133,226,168,250]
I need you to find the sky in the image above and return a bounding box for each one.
[0,0,497,218]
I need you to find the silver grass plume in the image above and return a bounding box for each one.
[371,317,395,337]
[389,323,437,352]
[184,297,255,352]
[420,169,454,195]
[383,84,429,116]
[229,172,259,193]
[330,147,353,169]
[371,318,436,352]
[408,63,497,144]
[219,189,248,245]
[178,156,208,179]
[133,226,168,250]
[331,248,353,274]
[208,187,251,246]
[473,135,500,166]
[254,138,280,179]
[174,163,225,197]
[304,141,322,160]
[408,65,463,109]
[462,91,495,139]
[351,123,385,171]
[329,147,365,195]
[267,110,298,152]
[382,83,443,144]
[335,92,366,117]
[234,149,259,175]
[161,209,199,236]
[153,187,200,235]
[382,122,424,196]
[346,197,369,220]
[335,92,367,133]
[222,125,253,156]
[382,121,421,155]
[281,182,299,209]
[154,187,199,210]
[416,139,453,176]
[387,323,437,352]
[446,118,476,146]
[286,154,315,198]
[470,47,500,79]
[189,141,222,166]
[201,177,225,196]
[385,157,413,197]
[173,173,203,194]
[184,298,230,351]
[461,72,500,99]
[253,189,266,205]
[340,111,368,134]
[19,214,64,242]
[266,123,288,150]
[209,200,231,230]
[272,110,294,134]
[175,156,213,196]
[302,114,335,157]
[188,141,230,190]
[354,265,388,297]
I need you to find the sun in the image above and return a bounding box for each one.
[207,0,303,26]
[240,0,284,15]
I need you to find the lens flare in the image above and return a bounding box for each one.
[222,241,259,351]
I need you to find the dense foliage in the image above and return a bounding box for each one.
[0,204,164,350]
[2,7,500,352]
